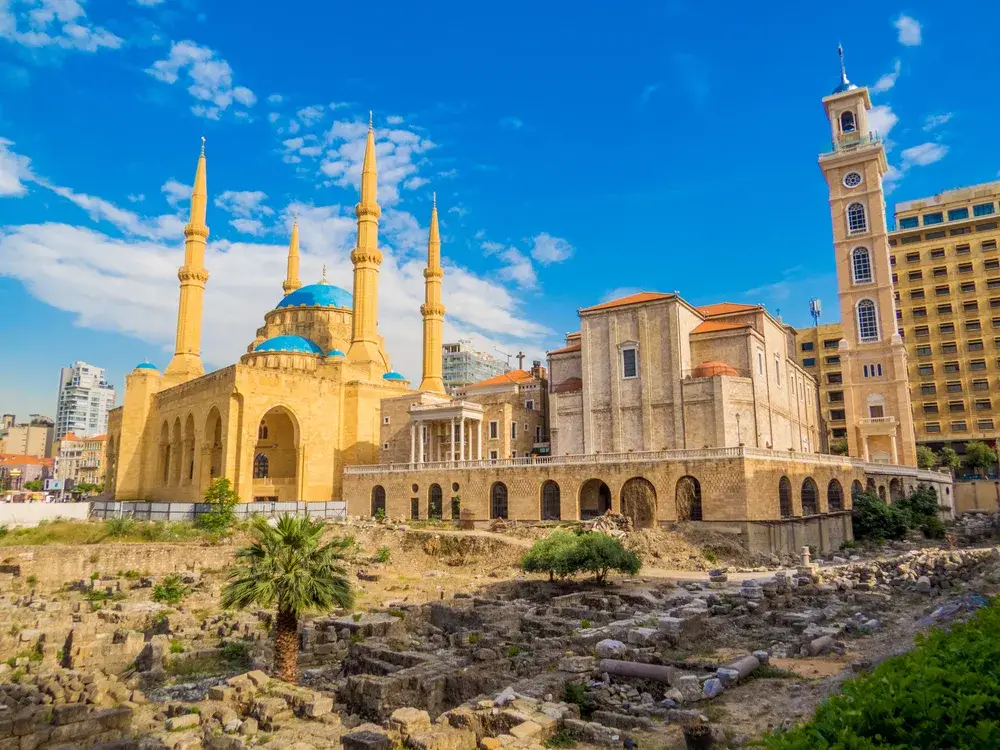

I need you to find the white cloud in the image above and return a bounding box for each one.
[36,178,183,239]
[871,59,901,94]
[868,104,899,142]
[923,113,953,131]
[0,138,34,197]
[386,115,404,125]
[161,179,191,208]
[895,14,922,46]
[229,218,264,236]
[530,232,573,265]
[267,93,282,104]
[901,142,948,167]
[0,0,122,52]
[404,176,428,190]
[215,190,273,234]
[267,112,280,124]
[146,40,256,120]
[448,205,468,218]
[638,83,661,107]
[601,287,641,303]
[296,105,325,127]
[499,116,523,130]
[127,193,145,203]
[136,0,165,5]
[495,247,537,289]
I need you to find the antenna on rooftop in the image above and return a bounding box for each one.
[809,298,822,327]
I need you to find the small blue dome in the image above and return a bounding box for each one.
[255,335,323,354]
[327,349,346,357]
[832,81,858,94]
[134,362,158,371]
[276,282,352,310]
[383,370,407,381]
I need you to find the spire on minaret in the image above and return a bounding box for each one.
[347,111,385,372]
[164,139,211,383]
[282,216,302,296]
[418,194,446,394]
[832,43,858,94]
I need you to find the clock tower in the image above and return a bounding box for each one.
[818,48,916,466]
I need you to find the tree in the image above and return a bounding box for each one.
[197,478,239,532]
[221,516,353,682]
[520,531,641,583]
[830,438,849,456]
[916,445,938,470]
[939,447,962,473]
[964,440,998,476]
[23,480,43,492]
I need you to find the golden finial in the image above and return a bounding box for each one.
[200,136,206,155]
[432,191,436,208]
[322,264,327,280]
[368,110,373,130]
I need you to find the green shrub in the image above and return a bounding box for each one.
[562,681,587,706]
[506,645,521,658]
[196,478,239,533]
[220,640,251,667]
[374,507,386,522]
[105,516,135,538]
[375,546,391,564]
[580,619,592,629]
[829,437,849,456]
[152,574,189,606]
[451,496,461,520]
[851,491,909,542]
[521,531,641,583]
[520,531,580,580]
[543,730,576,748]
[25,575,37,588]
[169,639,185,654]
[467,633,479,645]
[761,598,1000,748]
[916,445,938,469]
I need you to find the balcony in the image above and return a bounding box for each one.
[821,131,881,158]
[859,416,898,435]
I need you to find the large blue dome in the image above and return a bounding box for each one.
[134,362,158,371]
[255,335,323,354]
[383,370,407,381]
[276,282,352,310]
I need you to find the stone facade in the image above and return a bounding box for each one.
[548,294,822,457]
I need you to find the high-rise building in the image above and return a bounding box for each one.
[441,340,509,394]
[55,362,116,439]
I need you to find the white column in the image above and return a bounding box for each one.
[862,435,870,462]
[890,433,898,465]
[459,418,466,463]
[410,423,416,464]
[478,418,483,460]
[418,423,425,463]
[450,418,456,463]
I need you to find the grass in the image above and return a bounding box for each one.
[165,653,228,678]
[754,664,796,680]
[0,519,216,547]
[169,639,185,654]
[220,641,251,668]
[375,546,391,564]
[701,548,719,563]
[544,730,577,748]
[507,645,521,658]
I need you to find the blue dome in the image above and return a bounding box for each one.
[276,282,352,310]
[327,349,346,357]
[832,81,858,94]
[383,370,407,381]
[134,362,158,371]
[255,335,323,354]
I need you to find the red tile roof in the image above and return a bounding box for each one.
[548,344,581,355]
[580,292,673,313]
[468,369,534,388]
[696,302,761,317]
[692,320,750,334]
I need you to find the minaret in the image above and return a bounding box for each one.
[818,47,916,466]
[164,138,210,384]
[418,194,446,394]
[347,112,385,370]
[282,216,302,296]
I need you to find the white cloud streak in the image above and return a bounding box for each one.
[871,59,901,94]
[895,15,922,46]
[0,0,122,52]
[146,40,256,120]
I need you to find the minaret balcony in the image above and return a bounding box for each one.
[821,131,881,157]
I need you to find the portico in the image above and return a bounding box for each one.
[408,400,485,464]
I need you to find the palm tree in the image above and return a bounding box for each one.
[221,516,353,682]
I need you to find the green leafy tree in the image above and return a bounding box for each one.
[829,438,849,456]
[221,516,353,683]
[23,481,43,492]
[916,445,938,470]
[851,491,908,542]
[963,440,998,476]
[939,447,962,473]
[520,531,580,581]
[197,478,239,532]
[521,531,641,583]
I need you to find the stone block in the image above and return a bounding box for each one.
[595,640,627,659]
[558,656,595,673]
[676,675,702,703]
[303,695,333,718]
[52,704,89,726]
[389,707,431,735]
[715,668,740,687]
[238,718,258,735]
[626,628,658,646]
[702,678,724,699]
[165,713,201,731]
[245,670,270,687]
[807,636,834,656]
[342,729,394,750]
[208,686,235,702]
[509,721,542,740]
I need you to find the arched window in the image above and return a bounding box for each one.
[827,479,844,511]
[490,482,509,519]
[840,110,856,133]
[878,485,888,501]
[851,480,864,498]
[253,453,269,479]
[675,476,702,521]
[371,486,386,517]
[428,484,443,519]
[847,202,867,234]
[889,478,904,504]
[779,476,792,518]
[852,247,873,284]
[801,478,819,515]
[857,299,879,343]
[258,423,268,440]
[541,480,561,520]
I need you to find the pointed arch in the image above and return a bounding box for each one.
[428,483,443,520]
[827,479,844,512]
[851,479,864,498]
[801,477,819,516]
[779,476,793,518]
[253,453,269,479]
[541,480,561,521]
[159,421,170,486]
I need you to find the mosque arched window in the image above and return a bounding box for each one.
[253,453,269,479]
[258,423,268,440]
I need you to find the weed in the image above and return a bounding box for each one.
[387,609,406,619]
[352,612,362,622]
[123,570,141,580]
[507,645,521,658]
[580,619,592,629]
[152,574,189,606]
[90,571,100,581]
[376,546,391,564]
[165,653,227,678]
[220,641,251,667]
[467,633,480,645]
[105,516,136,539]
[544,730,577,749]
[349,633,364,644]
[88,553,100,564]
[25,575,37,588]
[701,548,719,564]
[9,668,24,684]
[562,681,587,706]
[169,639,185,654]
[754,664,795,679]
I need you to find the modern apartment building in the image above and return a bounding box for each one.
[441,340,509,394]
[55,361,116,439]
[0,415,55,458]
[795,181,1000,456]
[54,432,107,486]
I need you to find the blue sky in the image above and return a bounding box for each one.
[2,1,998,420]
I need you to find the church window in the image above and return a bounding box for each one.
[258,423,268,440]
[525,399,534,410]
[847,203,867,234]
[774,354,781,386]
[843,171,862,188]
[489,421,499,439]
[253,453,269,479]
[851,247,873,284]
[757,350,764,375]
[840,110,856,133]
[621,347,638,378]
[511,422,518,440]
[857,299,879,343]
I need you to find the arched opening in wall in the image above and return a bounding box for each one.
[675,476,703,522]
[253,453,269,479]
[779,476,793,518]
[170,418,182,487]
[490,482,509,519]
[183,414,195,485]
[889,478,903,504]
[541,480,561,521]
[159,422,170,486]
[878,485,887,501]
[371,486,386,517]
[866,478,877,494]
[851,480,864,498]
[579,479,611,520]
[827,479,844,511]
[801,478,819,516]
[840,110,856,133]
[622,477,658,528]
[253,406,299,496]
[428,484,443,520]
[203,407,223,492]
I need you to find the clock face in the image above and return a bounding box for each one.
[844,172,863,188]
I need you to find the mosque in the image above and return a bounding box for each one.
[105,118,444,503]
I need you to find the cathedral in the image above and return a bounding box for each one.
[105,119,443,502]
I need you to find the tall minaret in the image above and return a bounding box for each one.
[819,47,916,466]
[418,194,446,394]
[347,112,385,370]
[164,138,210,384]
[282,216,302,296]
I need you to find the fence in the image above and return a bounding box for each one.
[89,500,347,522]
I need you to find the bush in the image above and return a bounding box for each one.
[851,491,909,542]
[829,437,849,456]
[375,546,391,564]
[964,440,998,475]
[105,516,135,539]
[197,478,239,533]
[761,598,1000,748]
[916,445,938,469]
[521,531,641,583]
[152,574,189,606]
[220,640,251,667]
